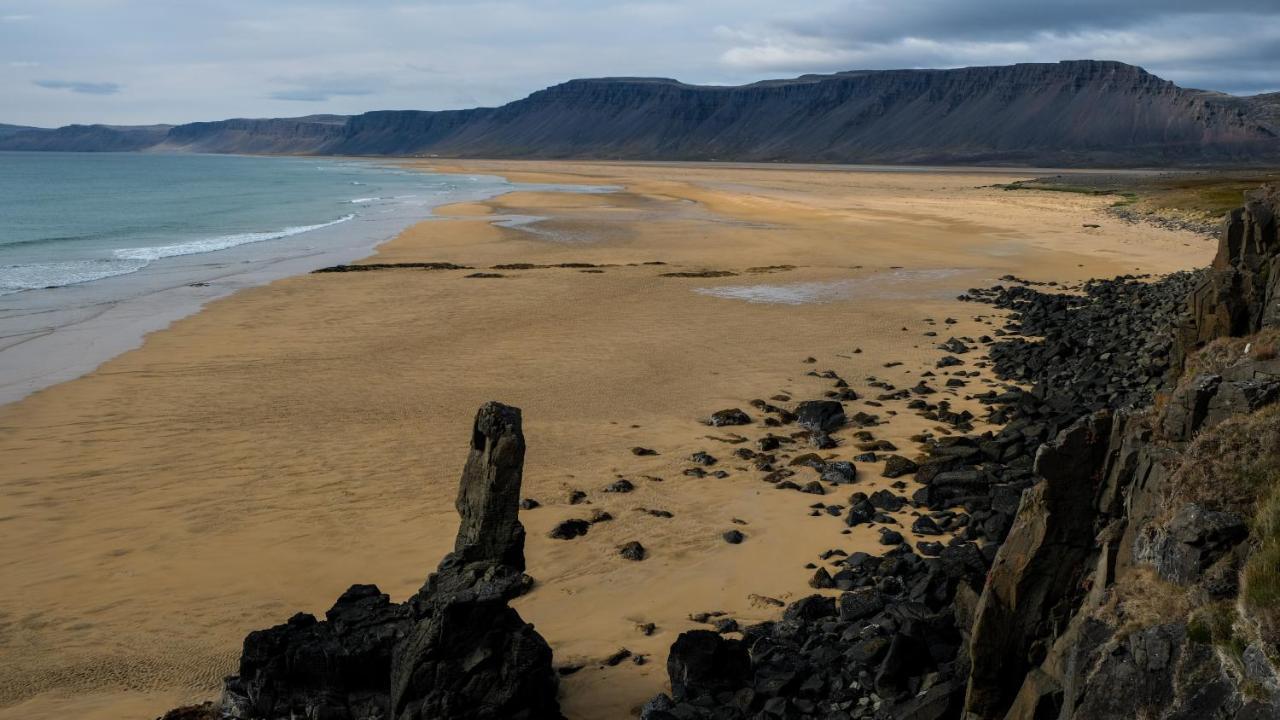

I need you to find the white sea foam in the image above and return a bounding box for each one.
[0,258,148,295]
[113,214,356,262]
[350,197,380,203]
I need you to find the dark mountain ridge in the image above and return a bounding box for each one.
[5,61,1279,166]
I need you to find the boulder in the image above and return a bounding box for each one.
[795,400,846,432]
[882,455,919,478]
[666,630,751,701]
[708,408,752,426]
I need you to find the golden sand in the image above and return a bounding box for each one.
[0,162,1214,719]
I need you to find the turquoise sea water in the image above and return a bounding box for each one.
[0,152,513,295]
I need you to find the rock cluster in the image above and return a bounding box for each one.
[218,402,563,720]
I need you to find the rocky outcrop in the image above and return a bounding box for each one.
[975,188,1280,719]
[218,402,562,720]
[8,62,1280,165]
[1176,185,1280,367]
[963,412,1113,719]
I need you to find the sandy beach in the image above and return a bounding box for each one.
[0,161,1215,719]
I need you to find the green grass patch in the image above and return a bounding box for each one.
[1244,483,1280,635]
[1188,601,1249,664]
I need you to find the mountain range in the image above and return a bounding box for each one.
[4,60,1279,166]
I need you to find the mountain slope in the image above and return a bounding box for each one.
[4,61,1278,166]
[0,123,40,139]
[0,124,171,152]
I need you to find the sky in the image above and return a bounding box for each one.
[3,0,1279,128]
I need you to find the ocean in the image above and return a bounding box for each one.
[0,152,519,295]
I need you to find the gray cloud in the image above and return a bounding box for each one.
[34,79,121,95]
[1,1,1276,126]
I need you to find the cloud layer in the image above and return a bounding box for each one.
[35,79,121,95]
[2,0,1276,127]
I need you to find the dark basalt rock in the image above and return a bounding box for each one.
[1133,504,1248,585]
[548,519,590,540]
[220,402,563,720]
[707,408,752,426]
[882,454,919,478]
[795,400,846,432]
[964,412,1113,719]
[1176,185,1280,369]
[619,541,647,562]
[666,630,751,701]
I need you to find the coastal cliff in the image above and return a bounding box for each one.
[7,61,1280,166]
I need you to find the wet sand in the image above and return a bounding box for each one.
[0,161,1214,719]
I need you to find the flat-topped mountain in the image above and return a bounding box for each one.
[6,61,1280,166]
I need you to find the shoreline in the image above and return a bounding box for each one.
[0,161,1215,719]
[0,160,607,407]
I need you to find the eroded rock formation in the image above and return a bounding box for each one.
[219,402,562,720]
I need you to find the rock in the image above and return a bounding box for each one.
[1175,185,1280,368]
[882,455,920,478]
[631,447,659,456]
[723,530,746,544]
[912,516,943,535]
[838,588,885,621]
[520,499,541,510]
[964,411,1112,719]
[795,400,846,432]
[689,451,718,466]
[603,478,635,493]
[809,567,834,589]
[1160,373,1223,440]
[603,648,632,666]
[549,519,590,540]
[666,630,751,701]
[870,489,906,511]
[879,529,905,545]
[1133,504,1248,585]
[713,618,739,634]
[808,430,838,449]
[821,461,858,484]
[619,541,647,561]
[708,408,752,426]
[800,480,826,495]
[157,704,217,720]
[784,594,837,622]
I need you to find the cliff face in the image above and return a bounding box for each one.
[6,61,1279,166]
[373,62,1277,165]
[966,187,1280,719]
[153,116,347,154]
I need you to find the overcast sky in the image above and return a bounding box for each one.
[4,0,1279,127]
